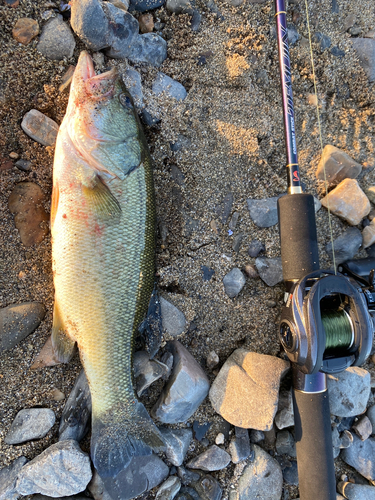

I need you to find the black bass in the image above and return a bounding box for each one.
[51,51,164,478]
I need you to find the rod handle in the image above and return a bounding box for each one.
[292,386,336,500]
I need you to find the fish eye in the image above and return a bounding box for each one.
[119,94,133,109]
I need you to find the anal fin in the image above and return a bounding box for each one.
[51,302,76,363]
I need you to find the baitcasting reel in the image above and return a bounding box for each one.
[279,258,375,376]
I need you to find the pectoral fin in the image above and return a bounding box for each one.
[82,176,121,220]
[51,302,76,363]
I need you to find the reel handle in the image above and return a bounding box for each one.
[292,371,336,500]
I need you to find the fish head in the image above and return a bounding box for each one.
[65,51,142,180]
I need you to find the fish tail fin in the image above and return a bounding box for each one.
[91,400,165,478]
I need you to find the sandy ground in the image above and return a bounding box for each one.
[1,0,375,498]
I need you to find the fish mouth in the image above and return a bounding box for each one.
[75,51,118,99]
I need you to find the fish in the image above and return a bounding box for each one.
[51,51,164,478]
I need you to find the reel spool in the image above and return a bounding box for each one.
[279,270,373,375]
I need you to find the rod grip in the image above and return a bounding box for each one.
[292,388,336,500]
[278,193,319,285]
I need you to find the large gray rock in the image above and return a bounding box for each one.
[235,445,283,500]
[342,434,375,480]
[159,427,193,466]
[59,369,91,442]
[37,16,75,60]
[128,33,167,67]
[5,408,55,444]
[223,268,246,298]
[152,341,210,424]
[0,302,45,353]
[255,257,283,287]
[327,367,371,417]
[152,73,187,101]
[71,0,110,50]
[160,297,187,337]
[316,145,362,186]
[186,445,231,471]
[352,38,375,82]
[209,349,290,430]
[0,456,28,500]
[247,197,281,228]
[325,227,362,264]
[104,4,139,59]
[338,481,375,500]
[15,440,92,497]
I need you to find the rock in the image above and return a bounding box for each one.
[193,420,211,441]
[156,476,182,500]
[134,350,169,395]
[104,5,139,59]
[186,445,231,471]
[15,159,31,171]
[352,38,375,82]
[215,192,233,224]
[366,186,375,204]
[244,264,258,279]
[0,456,28,500]
[353,415,372,441]
[0,302,45,353]
[188,472,222,500]
[101,454,169,500]
[331,46,346,57]
[236,445,283,500]
[229,427,251,463]
[30,335,64,369]
[342,434,375,480]
[33,495,88,500]
[223,268,246,298]
[367,405,375,429]
[166,0,194,14]
[171,137,191,153]
[159,427,193,466]
[201,266,215,281]
[142,108,160,126]
[16,440,92,497]
[287,25,300,45]
[21,109,59,146]
[229,212,239,230]
[128,33,167,67]
[153,73,187,101]
[37,15,75,59]
[215,433,225,445]
[209,349,290,430]
[160,297,186,337]
[190,9,201,31]
[338,481,375,500]
[282,460,298,486]
[250,430,264,443]
[276,430,296,457]
[275,389,294,430]
[232,233,244,253]
[320,179,370,226]
[339,429,354,449]
[248,240,265,258]
[130,0,165,11]
[247,196,280,228]
[8,182,49,246]
[328,367,371,417]
[5,408,55,445]
[316,145,362,186]
[152,340,210,424]
[325,227,362,263]
[59,369,91,442]
[206,351,219,370]
[12,18,39,44]
[123,68,143,109]
[363,219,375,248]
[139,13,154,33]
[51,388,65,401]
[255,257,283,287]
[178,466,201,485]
[71,0,110,50]
[87,470,112,500]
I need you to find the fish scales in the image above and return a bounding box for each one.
[51,51,164,479]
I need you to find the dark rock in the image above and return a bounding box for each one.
[250,430,265,443]
[104,5,139,59]
[166,0,194,14]
[325,227,362,264]
[37,15,75,59]
[5,408,55,444]
[287,25,300,45]
[229,427,251,463]
[191,9,201,31]
[282,460,298,486]
[276,430,296,457]
[327,367,371,417]
[156,476,182,500]
[123,68,143,109]
[223,268,246,298]
[237,445,283,500]
[178,466,201,485]
[352,38,375,82]
[320,34,331,50]
[87,470,112,500]
[186,445,231,471]
[331,46,345,57]
[21,109,59,146]
[15,440,92,497]
[228,212,239,230]
[160,297,186,337]
[152,340,210,424]
[247,196,281,228]
[255,257,283,287]
[193,421,211,441]
[15,159,31,172]
[342,434,375,480]
[190,473,222,500]
[71,0,110,50]
[170,137,191,153]
[0,302,45,352]
[0,456,28,500]
[248,240,265,258]
[367,405,375,429]
[232,233,244,253]
[202,266,215,281]
[142,108,160,126]
[130,0,165,11]
[331,0,339,13]
[59,369,92,442]
[216,193,233,224]
[159,427,193,466]
[128,33,167,67]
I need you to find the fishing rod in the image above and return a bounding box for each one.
[273,1,374,498]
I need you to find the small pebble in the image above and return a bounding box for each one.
[21,109,59,146]
[12,17,39,45]
[250,429,265,443]
[206,351,219,370]
[152,72,187,101]
[156,476,181,500]
[316,145,362,186]
[223,268,246,298]
[339,430,354,449]
[15,159,31,171]
[186,445,231,471]
[215,433,225,445]
[128,33,167,67]
[247,196,281,228]
[139,13,154,33]
[248,239,265,258]
[0,302,45,353]
[255,257,283,287]
[51,388,65,401]
[244,264,259,279]
[328,367,371,417]
[352,415,372,441]
[160,297,186,337]
[31,335,63,369]
[325,227,362,264]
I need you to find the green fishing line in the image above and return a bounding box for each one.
[322,310,353,352]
